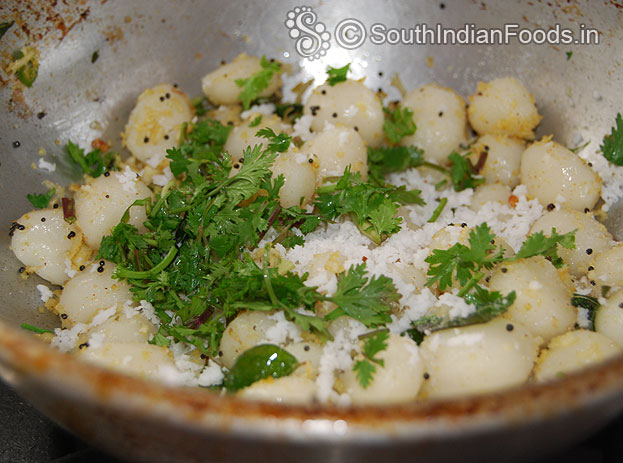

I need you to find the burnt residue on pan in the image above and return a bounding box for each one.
[1,1,90,43]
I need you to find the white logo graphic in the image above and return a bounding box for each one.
[335,18,367,50]
[285,6,331,60]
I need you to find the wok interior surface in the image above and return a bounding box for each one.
[1,1,622,461]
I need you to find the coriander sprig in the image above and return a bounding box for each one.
[99,115,404,358]
[326,63,350,85]
[425,223,575,293]
[353,331,389,389]
[412,287,517,333]
[66,140,117,178]
[417,224,576,333]
[235,56,280,110]
[601,113,623,166]
[325,264,400,327]
[383,106,416,144]
[448,152,485,191]
[315,167,424,244]
[27,188,56,209]
[256,127,292,153]
[367,145,484,193]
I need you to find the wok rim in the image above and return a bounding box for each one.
[1,318,622,443]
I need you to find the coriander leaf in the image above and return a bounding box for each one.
[17,60,38,87]
[406,328,425,345]
[271,204,323,248]
[223,344,298,392]
[383,106,416,144]
[280,234,305,249]
[256,127,291,153]
[298,214,321,234]
[149,332,172,347]
[448,151,484,191]
[362,330,389,364]
[366,200,399,234]
[463,286,516,322]
[190,95,209,117]
[326,263,399,327]
[224,144,278,204]
[425,244,471,291]
[169,241,209,293]
[166,147,190,176]
[571,293,599,331]
[285,308,329,337]
[165,118,231,182]
[11,47,39,87]
[326,63,350,85]
[249,114,263,127]
[353,359,377,389]
[235,56,280,110]
[314,168,423,244]
[208,254,326,339]
[425,224,504,291]
[391,187,426,206]
[27,188,55,209]
[114,245,178,281]
[65,140,116,178]
[462,223,500,266]
[275,102,303,123]
[601,113,623,166]
[184,117,231,148]
[160,319,225,356]
[0,21,14,41]
[566,51,573,60]
[511,228,576,268]
[412,287,516,333]
[367,145,425,184]
[353,330,389,389]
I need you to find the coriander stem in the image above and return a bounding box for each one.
[434,179,448,191]
[428,197,448,223]
[357,327,389,340]
[167,206,191,214]
[178,122,189,143]
[197,196,219,241]
[262,245,282,308]
[358,227,382,245]
[421,161,450,175]
[204,177,230,199]
[315,183,338,194]
[315,171,347,193]
[168,290,186,311]
[115,245,178,280]
[458,271,484,297]
[253,203,281,249]
[272,222,296,246]
[354,216,382,245]
[21,323,54,334]
[150,181,175,218]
